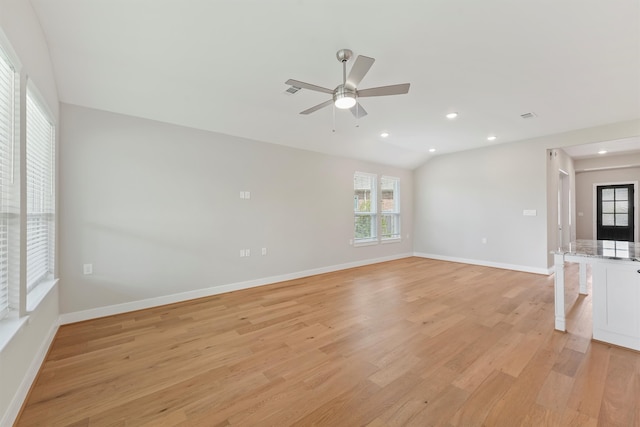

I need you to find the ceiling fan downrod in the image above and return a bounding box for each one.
[336,49,352,85]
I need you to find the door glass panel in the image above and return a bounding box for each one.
[602,188,615,200]
[602,201,615,214]
[602,214,615,226]
[615,188,629,200]
[616,201,629,213]
[616,214,629,226]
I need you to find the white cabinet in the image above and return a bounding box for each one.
[592,259,640,351]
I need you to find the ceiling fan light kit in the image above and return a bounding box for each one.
[286,48,410,119]
[333,86,356,109]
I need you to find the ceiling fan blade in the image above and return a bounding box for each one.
[357,83,410,98]
[286,79,334,95]
[350,103,368,119]
[300,99,333,115]
[345,55,375,89]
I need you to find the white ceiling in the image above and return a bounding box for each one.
[562,136,640,159]
[29,0,640,169]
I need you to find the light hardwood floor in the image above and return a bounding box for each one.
[16,257,640,426]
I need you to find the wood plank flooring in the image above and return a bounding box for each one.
[16,257,640,426]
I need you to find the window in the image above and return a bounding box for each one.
[381,176,400,240]
[601,186,629,226]
[26,89,55,294]
[0,50,14,319]
[354,172,377,243]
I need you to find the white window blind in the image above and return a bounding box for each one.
[26,90,54,293]
[0,52,14,319]
[354,172,377,243]
[381,176,400,240]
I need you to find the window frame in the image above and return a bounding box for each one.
[354,171,378,246]
[0,46,16,320]
[25,83,56,310]
[380,176,401,242]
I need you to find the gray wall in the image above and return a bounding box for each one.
[59,104,413,314]
[575,167,640,240]
[413,137,548,271]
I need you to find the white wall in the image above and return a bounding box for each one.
[58,104,413,316]
[0,0,59,424]
[413,119,640,272]
[575,167,640,240]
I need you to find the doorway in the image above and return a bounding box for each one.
[596,184,635,241]
[558,170,571,248]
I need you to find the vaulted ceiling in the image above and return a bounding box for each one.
[29,0,640,169]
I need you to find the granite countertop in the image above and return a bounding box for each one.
[555,239,640,261]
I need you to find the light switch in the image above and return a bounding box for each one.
[83,264,93,275]
[523,209,537,216]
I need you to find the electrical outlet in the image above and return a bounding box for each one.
[240,249,245,257]
[262,248,267,255]
[246,249,251,257]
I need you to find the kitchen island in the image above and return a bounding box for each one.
[554,239,640,351]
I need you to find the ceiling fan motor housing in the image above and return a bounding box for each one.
[333,85,357,109]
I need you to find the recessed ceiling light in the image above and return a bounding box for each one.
[429,148,436,153]
[446,112,458,119]
[487,135,497,141]
[598,150,607,154]
[380,132,389,138]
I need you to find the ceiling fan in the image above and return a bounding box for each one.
[285,49,410,119]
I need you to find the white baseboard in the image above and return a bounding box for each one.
[60,253,413,325]
[2,320,59,427]
[413,252,551,275]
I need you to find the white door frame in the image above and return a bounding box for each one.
[558,169,571,247]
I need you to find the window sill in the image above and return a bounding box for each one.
[381,238,402,244]
[354,240,379,247]
[0,311,29,352]
[0,279,58,354]
[27,278,58,313]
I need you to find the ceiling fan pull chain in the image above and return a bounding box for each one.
[332,104,336,133]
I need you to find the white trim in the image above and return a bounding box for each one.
[381,238,402,244]
[413,252,550,275]
[1,319,59,427]
[60,253,413,325]
[25,79,55,123]
[0,312,28,353]
[353,240,378,247]
[26,278,58,313]
[592,181,639,242]
[0,27,22,71]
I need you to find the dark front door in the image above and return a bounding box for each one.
[597,184,634,241]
